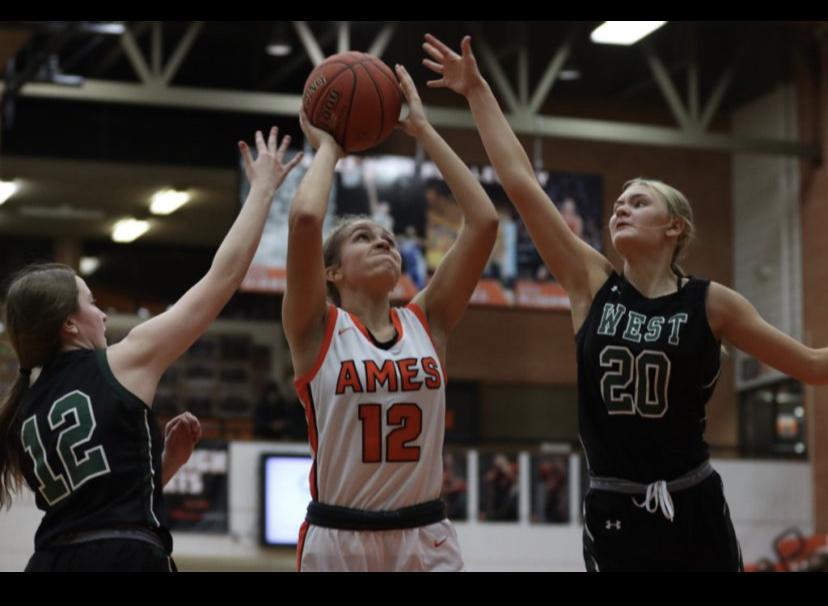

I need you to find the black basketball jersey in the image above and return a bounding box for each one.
[17,348,168,551]
[576,272,721,484]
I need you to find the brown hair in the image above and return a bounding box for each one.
[0,263,78,508]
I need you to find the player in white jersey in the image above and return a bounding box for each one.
[284,65,499,572]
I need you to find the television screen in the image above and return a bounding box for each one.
[260,453,313,547]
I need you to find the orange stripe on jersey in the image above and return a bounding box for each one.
[297,383,319,500]
[390,307,403,340]
[406,302,433,340]
[294,304,339,391]
[298,383,319,454]
[296,520,310,572]
[406,303,448,385]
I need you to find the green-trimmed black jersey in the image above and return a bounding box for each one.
[576,272,721,483]
[17,348,167,551]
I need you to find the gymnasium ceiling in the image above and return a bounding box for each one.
[0,20,821,251]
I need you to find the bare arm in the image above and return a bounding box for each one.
[707,282,828,384]
[395,64,498,344]
[108,128,302,405]
[422,34,612,306]
[282,110,345,378]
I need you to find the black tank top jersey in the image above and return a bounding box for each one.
[17,349,167,551]
[575,272,721,484]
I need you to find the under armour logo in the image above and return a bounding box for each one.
[605,520,621,530]
[610,286,619,293]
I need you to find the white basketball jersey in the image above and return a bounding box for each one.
[294,303,447,511]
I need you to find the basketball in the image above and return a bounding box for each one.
[302,51,402,153]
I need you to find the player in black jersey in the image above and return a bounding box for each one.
[424,34,828,571]
[0,127,302,571]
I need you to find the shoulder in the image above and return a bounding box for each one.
[704,282,754,335]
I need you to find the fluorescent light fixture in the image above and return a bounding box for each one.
[266,43,292,57]
[266,23,292,57]
[86,22,126,35]
[112,218,150,243]
[590,21,667,45]
[149,188,191,215]
[79,256,100,276]
[559,68,581,81]
[0,180,19,205]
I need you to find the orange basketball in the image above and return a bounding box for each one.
[302,51,402,153]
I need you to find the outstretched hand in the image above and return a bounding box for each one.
[394,64,431,138]
[239,126,304,193]
[422,34,485,97]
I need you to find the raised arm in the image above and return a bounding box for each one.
[108,128,303,405]
[707,282,828,384]
[282,110,345,378]
[422,34,612,305]
[395,64,498,345]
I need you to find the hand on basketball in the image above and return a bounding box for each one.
[163,412,202,469]
[239,127,304,193]
[422,34,484,97]
[299,108,344,159]
[394,64,430,138]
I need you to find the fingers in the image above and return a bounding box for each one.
[461,35,474,58]
[284,151,304,174]
[299,108,310,132]
[277,133,291,159]
[422,59,444,75]
[255,130,267,154]
[164,417,182,440]
[422,41,445,63]
[394,64,418,101]
[426,78,447,89]
[238,141,254,173]
[424,33,456,58]
[191,419,203,443]
[267,126,278,153]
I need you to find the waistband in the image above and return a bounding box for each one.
[306,499,446,531]
[588,460,715,522]
[45,527,169,553]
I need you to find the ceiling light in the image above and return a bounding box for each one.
[112,218,150,243]
[149,188,191,215]
[0,180,19,205]
[590,21,667,46]
[266,24,293,57]
[79,256,100,276]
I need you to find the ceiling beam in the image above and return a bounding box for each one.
[5,78,818,158]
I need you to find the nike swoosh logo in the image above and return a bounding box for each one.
[338,327,354,336]
[434,538,448,548]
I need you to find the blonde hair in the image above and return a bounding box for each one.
[623,178,695,277]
